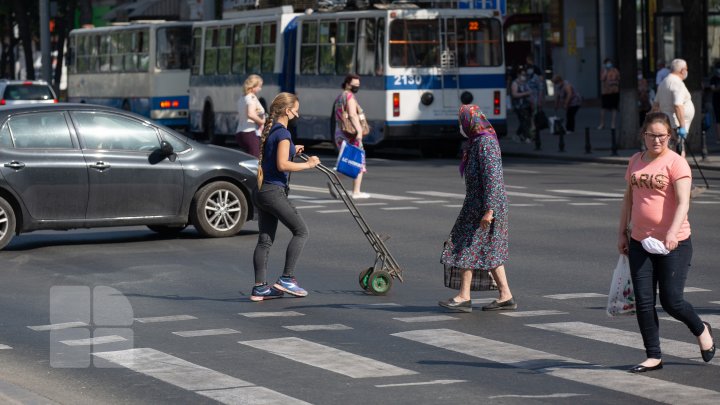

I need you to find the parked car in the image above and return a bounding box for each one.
[0,103,258,250]
[0,79,58,106]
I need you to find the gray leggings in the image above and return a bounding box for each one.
[252,184,309,284]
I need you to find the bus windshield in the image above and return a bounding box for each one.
[389,17,502,68]
[157,26,192,70]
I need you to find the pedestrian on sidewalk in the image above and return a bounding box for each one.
[250,92,321,302]
[653,58,695,157]
[439,105,516,313]
[656,59,670,88]
[638,70,652,125]
[235,74,265,157]
[334,74,370,199]
[709,62,720,140]
[617,112,715,373]
[510,66,533,143]
[552,75,582,133]
[526,64,546,132]
[599,58,620,130]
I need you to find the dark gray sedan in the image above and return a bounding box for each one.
[0,104,258,250]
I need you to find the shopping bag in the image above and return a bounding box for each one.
[548,116,566,135]
[534,109,549,130]
[606,255,636,317]
[335,140,364,179]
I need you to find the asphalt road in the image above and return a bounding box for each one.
[1,149,719,405]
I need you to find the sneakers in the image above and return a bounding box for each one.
[250,283,284,302]
[352,192,371,199]
[273,276,308,297]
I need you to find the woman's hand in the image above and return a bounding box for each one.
[617,233,629,256]
[295,145,305,154]
[480,210,494,230]
[664,231,679,251]
[306,155,320,168]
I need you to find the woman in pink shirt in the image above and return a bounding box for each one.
[617,112,715,373]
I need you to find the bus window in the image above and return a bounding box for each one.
[336,20,355,75]
[376,18,385,75]
[261,23,276,73]
[246,24,262,74]
[138,30,150,71]
[217,26,232,74]
[356,18,376,76]
[99,34,111,72]
[157,26,192,70]
[300,21,318,74]
[318,21,335,75]
[110,33,123,72]
[456,18,502,67]
[191,27,202,75]
[232,24,246,74]
[204,28,218,75]
[389,19,440,67]
[89,35,100,72]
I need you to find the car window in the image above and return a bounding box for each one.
[0,122,12,147]
[3,84,55,100]
[6,112,73,149]
[72,112,160,151]
[160,129,190,153]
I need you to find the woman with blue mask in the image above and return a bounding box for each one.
[439,105,516,313]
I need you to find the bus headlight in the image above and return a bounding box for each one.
[460,91,473,105]
[420,92,434,106]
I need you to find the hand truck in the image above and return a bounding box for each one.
[298,154,404,295]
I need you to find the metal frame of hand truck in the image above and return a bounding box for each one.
[299,154,404,295]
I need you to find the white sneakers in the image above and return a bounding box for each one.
[352,192,371,199]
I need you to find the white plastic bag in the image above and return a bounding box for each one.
[606,255,636,317]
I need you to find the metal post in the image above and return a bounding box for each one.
[534,126,541,151]
[558,128,565,152]
[611,128,618,156]
[39,0,52,83]
[701,129,708,160]
[584,127,592,153]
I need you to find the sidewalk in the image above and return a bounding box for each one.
[500,104,720,172]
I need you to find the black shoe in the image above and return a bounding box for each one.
[481,298,517,311]
[438,298,472,313]
[628,361,663,373]
[701,321,716,363]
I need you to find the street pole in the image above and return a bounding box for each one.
[39,0,51,83]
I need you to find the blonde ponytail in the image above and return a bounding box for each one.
[256,92,299,189]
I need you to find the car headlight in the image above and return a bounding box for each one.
[239,159,259,176]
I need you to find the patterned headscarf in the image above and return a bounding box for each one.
[458,104,497,177]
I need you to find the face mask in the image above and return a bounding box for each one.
[287,110,298,126]
[605,63,613,69]
[641,237,670,255]
[350,85,360,94]
[682,70,688,80]
[459,125,468,138]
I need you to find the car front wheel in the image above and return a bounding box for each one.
[0,196,16,250]
[190,181,247,237]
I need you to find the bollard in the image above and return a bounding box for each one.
[534,127,541,151]
[701,129,708,160]
[584,127,592,153]
[558,128,565,152]
[611,128,618,156]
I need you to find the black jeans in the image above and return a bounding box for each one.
[628,238,704,359]
[252,184,309,284]
[566,106,580,132]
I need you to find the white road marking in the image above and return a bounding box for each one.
[507,191,560,199]
[60,335,127,346]
[0,344,12,349]
[544,293,607,300]
[354,202,388,206]
[375,379,466,388]
[684,287,711,292]
[393,328,720,404]
[317,209,351,213]
[295,205,326,209]
[662,314,720,327]
[505,169,540,174]
[408,191,465,198]
[239,337,417,378]
[381,207,418,211]
[94,348,310,404]
[534,199,570,202]
[500,310,568,317]
[549,189,625,198]
[172,328,240,338]
[594,198,623,202]
[393,315,459,323]
[692,201,720,204]
[489,393,589,399]
[342,303,401,309]
[527,322,718,365]
[282,324,353,331]
[28,321,87,331]
[135,315,197,323]
[289,184,331,194]
[505,184,530,187]
[357,193,418,201]
[509,203,542,207]
[443,204,463,208]
[287,194,317,200]
[298,199,343,204]
[239,311,304,318]
[412,200,449,204]
[568,203,606,206]
[711,301,720,305]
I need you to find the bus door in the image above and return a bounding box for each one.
[440,17,459,109]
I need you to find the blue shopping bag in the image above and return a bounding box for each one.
[335,141,365,179]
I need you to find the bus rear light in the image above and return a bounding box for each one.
[393,92,400,117]
[0,99,5,105]
[53,99,58,103]
[493,91,501,115]
[160,100,180,108]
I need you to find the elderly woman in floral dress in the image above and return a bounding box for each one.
[439,105,516,313]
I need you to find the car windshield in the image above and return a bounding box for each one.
[3,84,55,101]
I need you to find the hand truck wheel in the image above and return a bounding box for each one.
[366,270,392,295]
[358,267,373,290]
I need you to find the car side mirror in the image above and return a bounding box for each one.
[159,140,174,156]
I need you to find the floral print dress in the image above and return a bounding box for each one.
[441,134,509,270]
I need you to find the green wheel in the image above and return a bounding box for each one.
[367,270,393,296]
[358,267,373,290]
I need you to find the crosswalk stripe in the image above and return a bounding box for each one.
[239,337,417,378]
[692,201,720,204]
[342,303,401,309]
[489,393,588,399]
[527,322,717,365]
[94,348,310,404]
[60,335,127,346]
[408,191,464,198]
[375,379,466,388]
[662,314,720,327]
[507,191,559,198]
[381,207,418,210]
[684,287,711,292]
[534,198,570,202]
[282,324,353,331]
[239,311,304,318]
[297,199,344,204]
[0,344,11,349]
[544,293,607,300]
[28,321,87,331]
[711,301,720,305]
[500,310,568,317]
[549,189,624,198]
[393,315,459,323]
[317,209,351,213]
[568,203,606,206]
[443,204,463,208]
[392,328,720,404]
[509,203,542,207]
[412,200,449,204]
[134,315,197,323]
[172,328,240,338]
[354,202,388,206]
[357,192,418,201]
[295,205,326,209]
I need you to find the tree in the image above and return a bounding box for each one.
[618,0,638,149]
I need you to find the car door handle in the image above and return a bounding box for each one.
[89,161,111,171]
[4,161,25,169]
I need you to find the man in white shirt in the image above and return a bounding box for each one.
[653,58,694,156]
